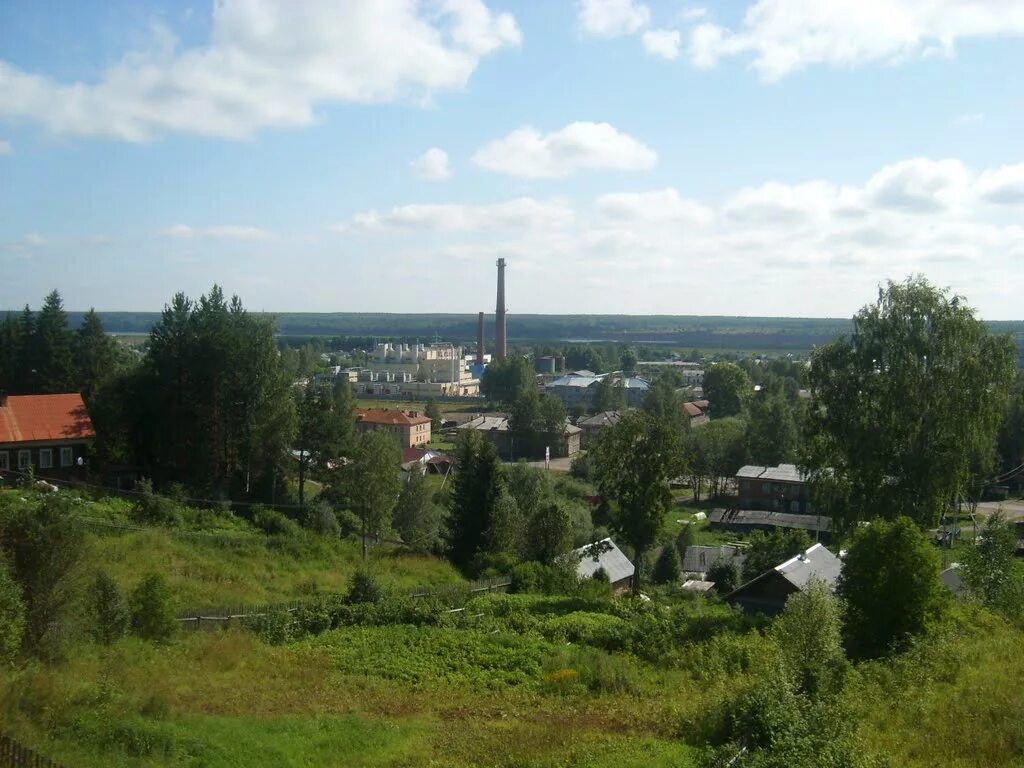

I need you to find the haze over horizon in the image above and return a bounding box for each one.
[2,1,1023,319]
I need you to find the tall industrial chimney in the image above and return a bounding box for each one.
[476,311,485,364]
[495,258,507,360]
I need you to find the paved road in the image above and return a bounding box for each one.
[975,500,1024,521]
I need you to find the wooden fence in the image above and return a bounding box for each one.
[0,733,67,768]
[177,576,512,629]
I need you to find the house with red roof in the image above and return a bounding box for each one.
[355,408,431,448]
[0,393,94,478]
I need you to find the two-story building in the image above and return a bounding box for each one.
[735,463,811,513]
[355,408,432,448]
[0,393,94,479]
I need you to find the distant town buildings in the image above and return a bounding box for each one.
[545,371,651,410]
[355,408,432,448]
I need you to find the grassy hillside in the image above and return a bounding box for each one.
[2,489,1023,767]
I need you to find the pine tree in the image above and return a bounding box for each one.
[446,431,503,571]
[74,309,118,401]
[34,290,75,393]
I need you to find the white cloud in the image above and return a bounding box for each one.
[686,1,1024,80]
[954,112,985,125]
[0,0,521,141]
[864,158,971,213]
[595,188,713,227]
[642,29,681,59]
[159,224,273,240]
[411,148,452,181]
[472,122,657,179]
[334,197,575,233]
[977,162,1024,205]
[0,140,10,155]
[577,0,650,37]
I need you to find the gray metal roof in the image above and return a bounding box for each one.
[774,543,842,590]
[573,538,635,584]
[709,508,832,533]
[548,375,602,388]
[458,415,581,436]
[736,463,806,483]
[578,411,621,428]
[682,545,746,574]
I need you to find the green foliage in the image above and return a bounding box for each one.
[89,570,130,645]
[962,511,1020,610]
[805,277,1016,530]
[294,382,354,507]
[485,487,523,556]
[251,506,302,538]
[0,494,84,653]
[683,417,748,499]
[130,573,177,642]
[593,410,684,591]
[393,470,441,552]
[0,558,25,665]
[508,390,569,459]
[770,579,846,695]
[525,502,573,566]
[642,377,686,433]
[742,529,813,581]
[675,524,697,562]
[652,545,682,585]
[480,356,535,404]
[131,478,181,525]
[745,389,799,466]
[346,569,384,604]
[837,517,946,658]
[446,431,503,572]
[306,502,341,537]
[703,362,751,417]
[343,430,402,559]
[706,560,741,594]
[424,397,442,431]
[592,375,627,413]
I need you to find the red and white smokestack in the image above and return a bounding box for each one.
[477,311,485,365]
[495,258,507,360]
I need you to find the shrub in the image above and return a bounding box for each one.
[89,570,130,644]
[0,558,25,665]
[130,573,177,642]
[591,566,609,582]
[131,479,181,526]
[675,524,697,562]
[307,503,341,537]
[707,560,741,594]
[251,506,302,538]
[652,545,682,585]
[346,569,383,604]
[770,579,847,695]
[510,562,545,594]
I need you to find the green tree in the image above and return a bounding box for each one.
[15,305,36,393]
[480,356,534,405]
[703,362,751,417]
[393,468,441,552]
[962,511,1019,608]
[425,397,443,431]
[0,312,21,394]
[593,411,683,592]
[707,560,741,593]
[73,308,120,402]
[33,290,76,393]
[0,559,25,665]
[295,383,352,508]
[525,502,573,565]
[89,570,130,644]
[345,430,402,559]
[742,528,814,581]
[683,417,748,499]
[642,376,687,433]
[619,347,638,375]
[675,523,696,562]
[446,430,503,571]
[505,462,553,526]
[745,389,799,465]
[770,579,846,694]
[487,488,524,556]
[652,545,681,585]
[805,278,1016,531]
[130,573,177,642]
[0,496,84,653]
[592,375,626,413]
[837,516,946,658]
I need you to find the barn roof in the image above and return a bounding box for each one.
[0,393,95,444]
[573,538,635,584]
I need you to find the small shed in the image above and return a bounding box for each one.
[573,538,635,592]
[726,543,842,615]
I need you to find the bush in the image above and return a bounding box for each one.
[770,579,847,695]
[251,505,302,538]
[707,560,741,594]
[652,545,682,585]
[89,570,130,644]
[0,559,25,665]
[306,503,341,537]
[675,524,697,561]
[131,479,181,526]
[346,569,383,604]
[130,573,177,642]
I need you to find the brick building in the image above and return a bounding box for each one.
[355,408,432,448]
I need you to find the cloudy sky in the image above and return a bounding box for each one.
[1,0,1023,318]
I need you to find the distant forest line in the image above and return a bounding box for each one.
[9,311,1024,357]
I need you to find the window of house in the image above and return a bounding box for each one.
[0,451,8,470]
[39,449,53,469]
[61,447,73,467]
[18,450,31,470]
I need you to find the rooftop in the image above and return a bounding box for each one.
[578,411,621,428]
[0,393,95,444]
[709,508,832,534]
[573,538,635,584]
[736,463,806,483]
[356,408,431,427]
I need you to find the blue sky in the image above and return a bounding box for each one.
[1,0,1023,318]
